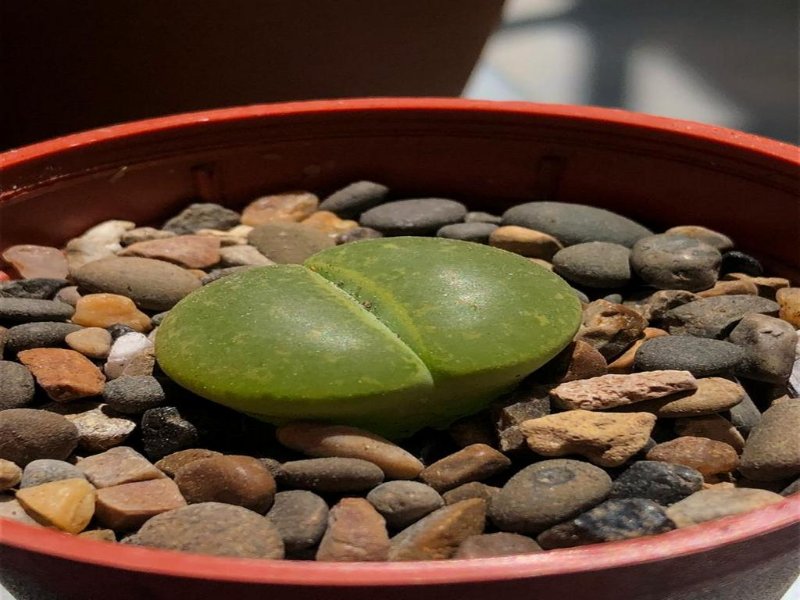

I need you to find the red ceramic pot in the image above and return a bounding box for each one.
[0,99,798,600]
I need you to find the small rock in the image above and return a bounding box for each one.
[71,294,152,333]
[16,478,96,533]
[316,498,390,562]
[129,502,284,559]
[0,495,43,526]
[464,211,503,224]
[104,332,155,379]
[54,286,81,307]
[488,226,563,259]
[635,289,700,323]
[727,390,762,437]
[0,298,74,323]
[550,370,697,411]
[278,457,384,493]
[724,273,790,300]
[576,299,648,361]
[95,477,187,530]
[195,226,251,246]
[631,235,721,292]
[162,203,241,235]
[0,408,78,466]
[5,322,82,354]
[537,498,675,549]
[119,235,221,269]
[697,278,759,298]
[65,220,137,271]
[318,181,389,218]
[0,360,36,409]
[301,211,360,237]
[739,400,800,481]
[675,414,745,452]
[217,245,274,267]
[664,225,734,251]
[0,278,68,299]
[18,348,105,401]
[417,444,511,493]
[535,340,609,384]
[359,198,467,236]
[492,385,552,430]
[154,448,222,478]
[436,222,498,243]
[552,242,631,288]
[76,446,164,488]
[489,459,612,534]
[247,222,335,264]
[263,490,328,556]
[635,336,746,378]
[276,421,423,479]
[720,251,763,277]
[609,460,703,506]
[120,227,178,246]
[666,488,784,527]
[102,375,166,414]
[521,410,656,467]
[140,406,200,460]
[455,532,542,558]
[0,458,22,490]
[441,481,500,506]
[241,192,319,226]
[367,481,445,529]
[607,328,669,374]
[646,437,739,478]
[1,245,69,279]
[44,401,136,453]
[664,294,780,339]
[627,377,745,418]
[65,327,113,359]
[335,226,383,244]
[79,529,117,542]
[776,287,800,327]
[20,459,86,488]
[729,314,797,384]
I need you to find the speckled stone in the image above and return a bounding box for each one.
[247,222,335,264]
[44,401,136,453]
[419,444,511,493]
[576,299,647,361]
[635,336,746,378]
[0,409,79,467]
[95,477,187,530]
[102,375,166,415]
[630,235,721,292]
[316,498,390,562]
[162,203,241,235]
[0,278,69,300]
[318,181,389,218]
[627,377,745,418]
[77,446,164,488]
[367,481,444,529]
[0,360,35,409]
[455,532,542,558]
[359,198,467,236]
[20,459,86,488]
[728,314,798,384]
[610,460,703,506]
[552,242,632,288]
[140,407,200,460]
[646,436,739,478]
[739,400,800,481]
[0,298,74,323]
[266,490,329,556]
[664,294,780,339]
[436,222,498,243]
[666,488,783,528]
[278,458,384,493]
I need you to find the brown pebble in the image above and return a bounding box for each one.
[241,192,319,226]
[576,299,648,360]
[79,529,117,542]
[16,478,96,533]
[739,399,800,481]
[607,328,668,374]
[366,481,444,529]
[95,477,187,530]
[419,444,511,493]
[646,436,739,478]
[54,286,82,307]
[301,211,360,237]
[77,446,164,488]
[316,498,390,562]
[388,498,487,561]
[278,457,384,493]
[0,408,79,467]
[536,340,608,383]
[266,490,329,555]
[629,377,745,418]
[155,448,223,478]
[0,494,44,526]
[723,273,790,299]
[776,287,800,327]
[442,481,500,505]
[455,532,542,558]
[65,327,113,359]
[18,348,105,402]
[2,245,69,279]
[71,294,152,333]
[44,401,136,453]
[489,226,563,260]
[0,458,22,490]
[666,488,784,527]
[675,414,745,452]
[697,279,758,298]
[119,235,221,269]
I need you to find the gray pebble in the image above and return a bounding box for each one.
[630,235,721,292]
[5,322,82,354]
[366,480,444,529]
[552,242,631,288]
[436,222,498,243]
[150,312,169,326]
[726,389,762,437]
[266,490,329,556]
[201,265,257,285]
[781,478,800,496]
[0,278,69,299]
[635,336,745,377]
[359,199,467,235]
[728,314,798,384]
[739,400,800,482]
[141,406,200,461]
[664,294,780,339]
[0,298,74,323]
[609,460,703,506]
[335,226,383,245]
[502,201,652,247]
[0,408,79,467]
[572,288,590,303]
[103,376,166,414]
[162,203,241,235]
[489,459,612,534]
[318,181,389,218]
[637,290,700,322]
[54,286,81,307]
[0,361,35,409]
[603,293,624,304]
[536,498,675,549]
[278,457,384,493]
[20,458,87,488]
[464,211,503,225]
[663,226,734,251]
[248,223,335,264]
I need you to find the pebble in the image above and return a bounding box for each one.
[609,460,703,506]
[441,481,500,505]
[174,455,276,513]
[646,437,739,478]
[634,289,699,323]
[44,401,136,453]
[0,495,43,526]
[1,245,69,279]
[537,498,675,549]
[129,502,285,559]
[697,278,759,298]
[318,181,389,218]
[247,222,335,264]
[720,250,763,277]
[79,529,117,542]
[54,286,81,307]
[776,287,800,327]
[674,414,745,452]
[72,293,152,333]
[120,227,177,246]
[217,244,275,267]
[15,478,96,533]
[502,201,652,247]
[301,211,360,237]
[316,498,390,562]
[73,257,201,311]
[388,498,486,561]
[20,459,86,488]
[196,226,251,246]
[104,332,155,379]
[119,235,221,269]
[728,314,797,384]
[359,198,467,235]
[552,242,631,288]
[521,410,657,467]
[550,370,697,411]
[488,226,563,259]
[0,325,6,355]
[0,458,22,490]
[366,481,444,529]
[265,490,329,555]
[664,294,780,339]
[0,408,78,467]
[607,328,669,374]
[102,375,166,414]
[492,385,552,430]
[241,192,319,226]
[76,446,164,488]
[464,211,502,224]
[436,222,498,243]
[95,477,187,530]
[664,225,734,251]
[781,478,800,496]
[162,203,241,235]
[629,377,745,418]
[140,406,200,460]
[728,390,762,437]
[154,448,222,477]
[739,400,800,481]
[534,340,608,384]
[630,235,721,292]
[666,488,784,528]
[416,443,510,493]
[635,336,746,377]
[4,322,82,354]
[278,457,384,493]
[576,299,647,361]
[0,360,36,409]
[335,226,383,244]
[18,348,105,401]
[276,421,424,479]
[65,327,113,359]
[489,459,612,534]
[0,278,68,299]
[65,220,135,271]
[454,532,542,558]
[726,273,790,300]
[0,298,74,323]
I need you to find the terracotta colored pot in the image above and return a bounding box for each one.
[0,99,798,600]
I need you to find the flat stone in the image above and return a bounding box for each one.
[359,198,467,236]
[442,481,500,505]
[79,529,117,542]
[739,400,800,481]
[95,477,187,530]
[729,314,797,384]
[316,498,390,562]
[128,502,284,559]
[278,457,384,493]
[119,235,221,269]
[675,414,746,452]
[646,437,739,478]
[2,245,69,279]
[241,192,319,226]
[18,348,105,401]
[71,294,152,333]
[65,327,113,359]
[666,488,784,527]
[635,336,746,378]
[301,211,360,237]
[102,375,166,414]
[552,242,632,288]
[318,181,389,218]
[664,225,734,251]
[16,478,96,533]
[464,211,503,224]
[335,226,383,245]
[247,222,335,264]
[664,294,780,339]
[631,235,721,292]
[76,446,164,488]
[607,328,669,374]
[162,203,241,235]
[0,360,35,409]
[455,532,542,558]
[697,278,759,298]
[0,495,43,526]
[0,278,69,300]
[4,322,82,354]
[276,421,423,479]
[725,273,790,300]
[419,444,511,493]
[154,448,222,478]
[0,458,22,490]
[489,226,563,260]
[120,227,178,246]
[610,460,704,506]
[776,287,800,327]
[576,299,648,361]
[44,401,136,453]
[104,332,155,379]
[20,459,86,488]
[367,481,444,529]
[140,406,200,460]
[0,409,78,467]
[217,245,275,267]
[521,410,657,467]
[489,459,611,534]
[626,377,745,418]
[537,498,675,549]
[436,222,498,243]
[0,298,74,323]
[265,490,329,556]
[550,370,697,410]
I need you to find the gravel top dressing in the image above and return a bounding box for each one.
[0,184,797,562]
